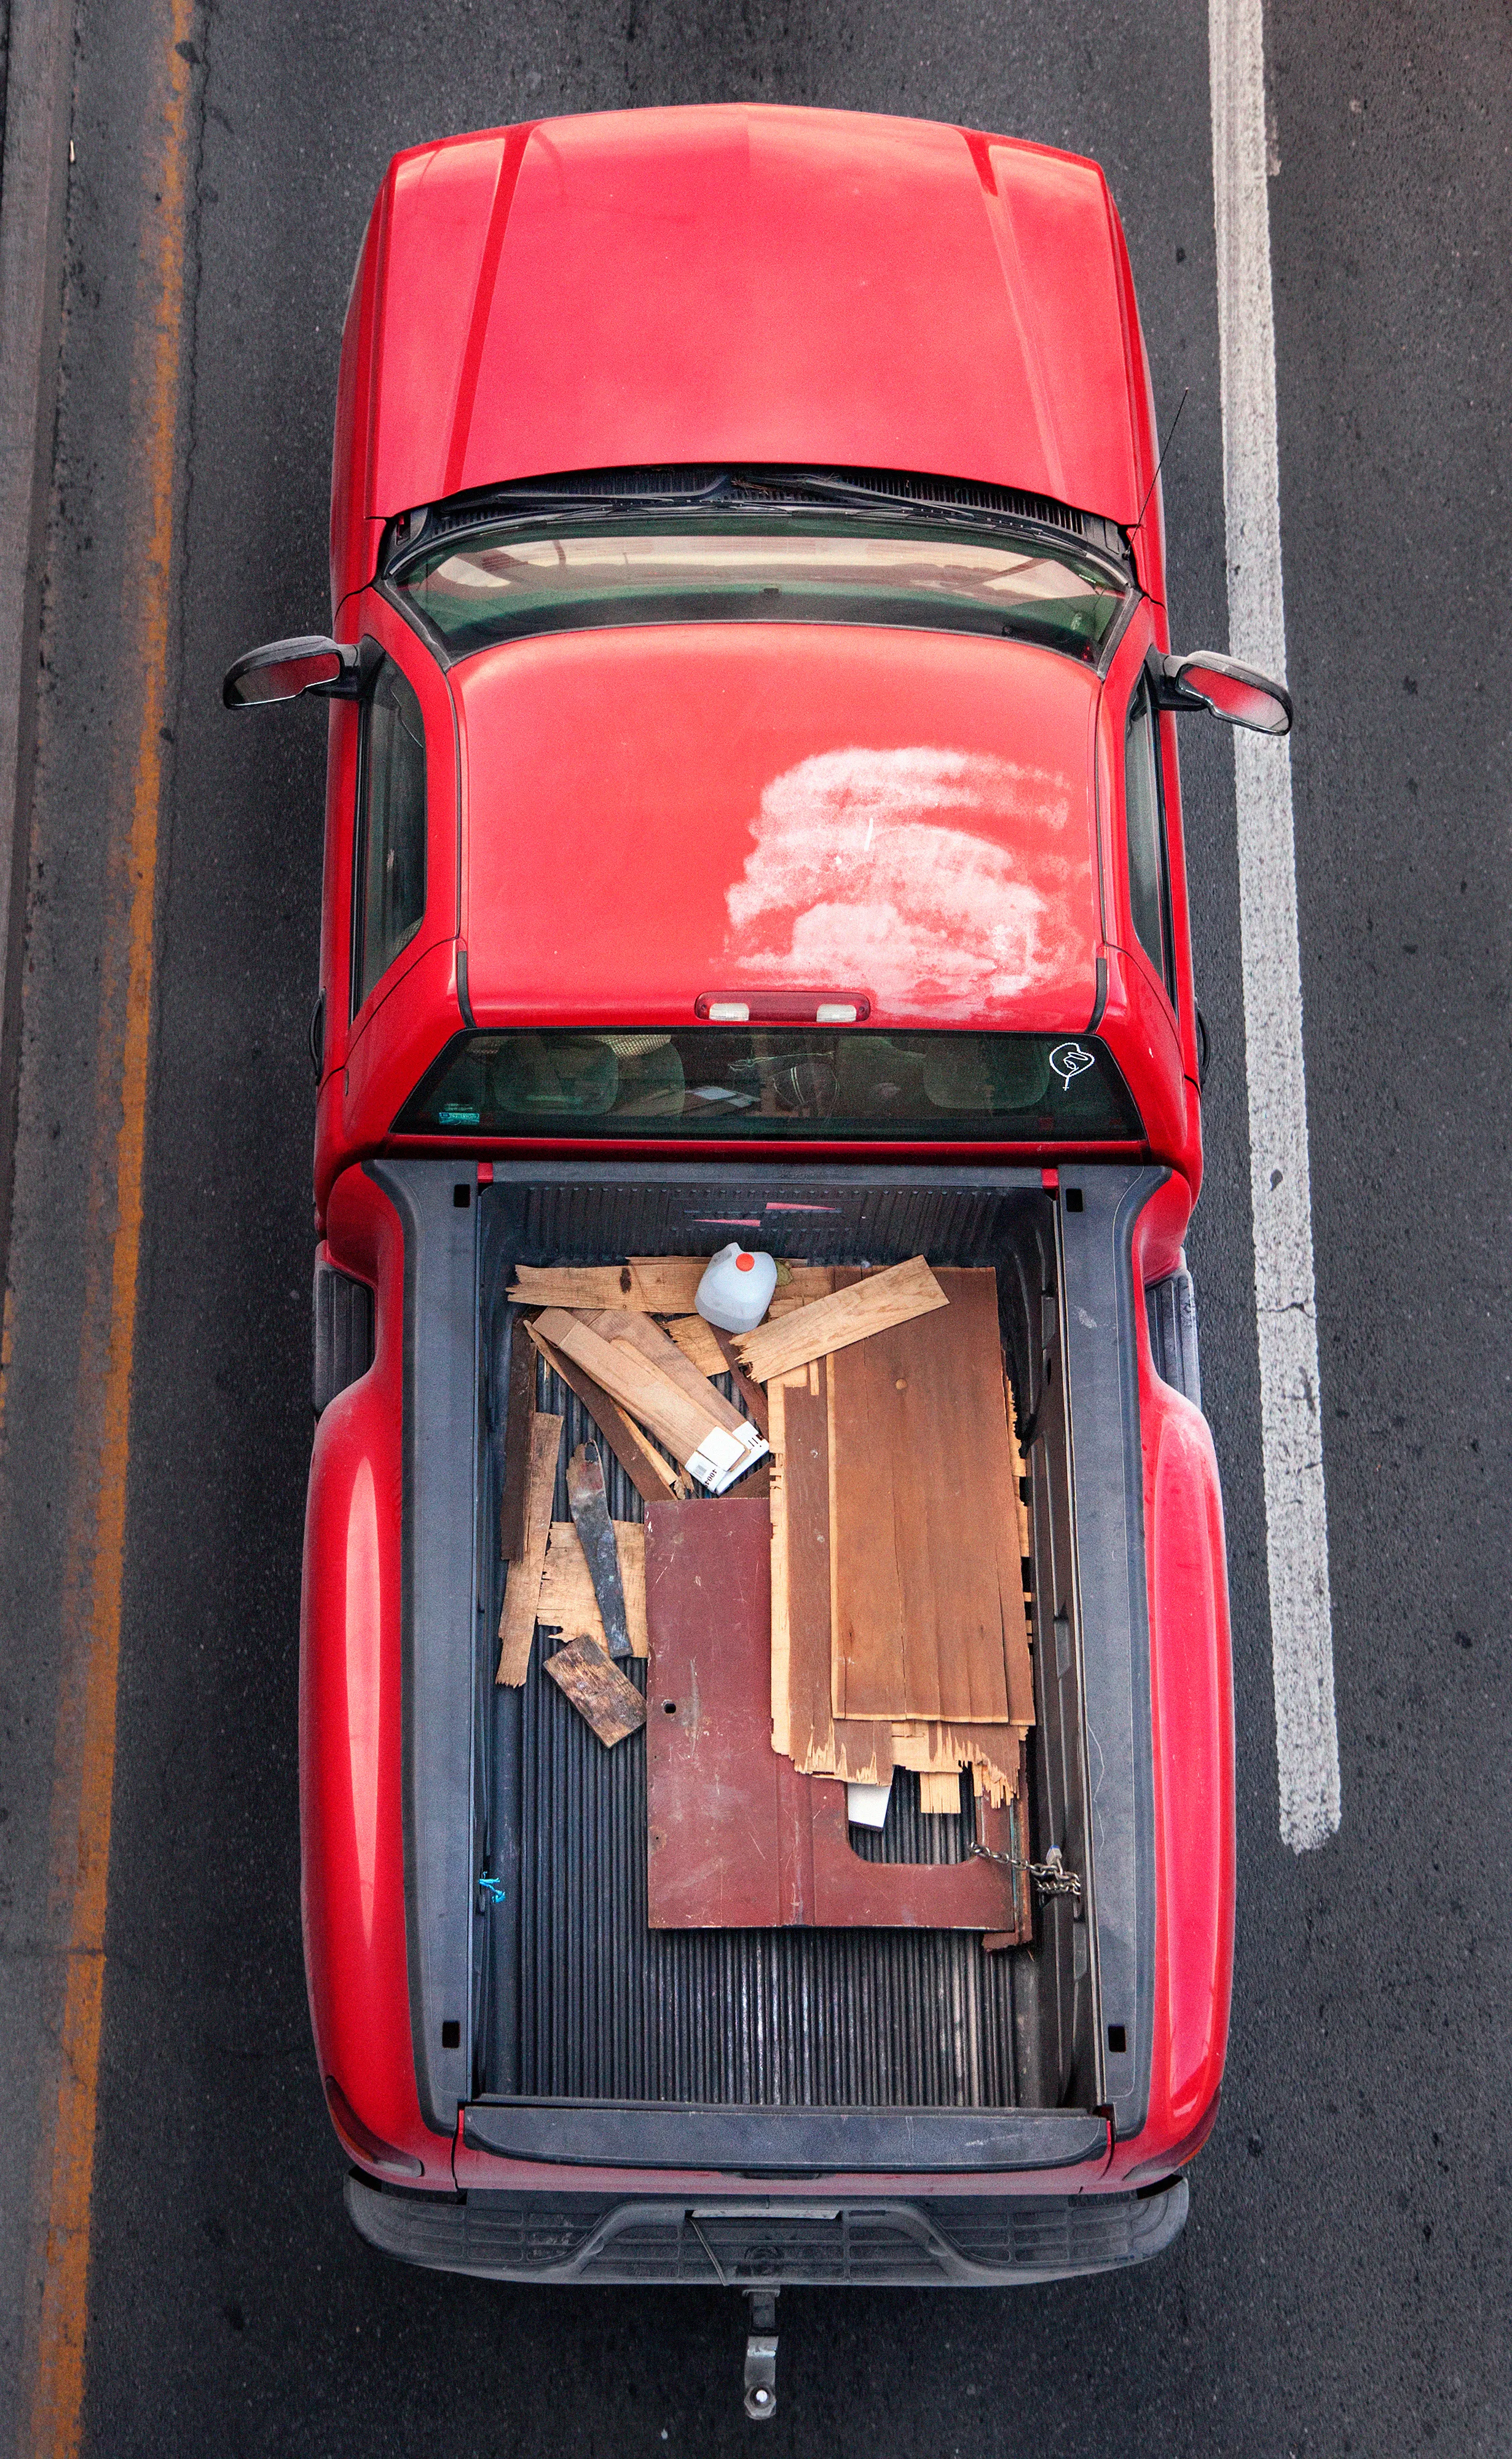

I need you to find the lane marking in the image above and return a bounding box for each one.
[1209,0,1341,1852]
[25,3,195,2447]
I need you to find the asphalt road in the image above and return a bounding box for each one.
[0,1,1507,2452]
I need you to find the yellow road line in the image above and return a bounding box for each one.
[26,6,195,2449]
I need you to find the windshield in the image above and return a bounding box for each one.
[393,516,1128,665]
[395,1028,1144,1143]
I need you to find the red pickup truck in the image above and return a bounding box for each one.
[227,103,1285,2402]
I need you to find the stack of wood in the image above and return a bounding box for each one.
[495,1257,803,1691]
[495,1251,1034,1830]
[736,1259,1036,1813]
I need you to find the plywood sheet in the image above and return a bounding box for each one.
[645,1498,1023,1933]
[830,1268,1033,1728]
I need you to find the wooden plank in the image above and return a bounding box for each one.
[495,1412,564,1684]
[508,1263,650,1309]
[623,1257,707,1311]
[768,1377,792,1759]
[508,1258,837,1313]
[581,1308,752,1442]
[498,1315,538,1560]
[535,1309,749,1488]
[829,1267,1030,1727]
[663,1313,772,1440]
[733,1255,948,1383]
[537,1521,648,1657]
[629,1257,835,1313]
[770,1363,835,1776]
[918,1770,966,1815]
[543,1633,647,1746]
[524,1319,683,1504]
[711,1324,769,1437]
[664,1312,727,1376]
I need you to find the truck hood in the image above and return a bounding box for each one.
[456,624,1103,1031]
[368,105,1147,525]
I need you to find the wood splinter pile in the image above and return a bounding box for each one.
[493,1257,817,1707]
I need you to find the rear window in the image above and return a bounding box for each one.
[394,1029,1144,1143]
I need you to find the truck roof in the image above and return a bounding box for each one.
[455,622,1103,1031]
[365,104,1149,526]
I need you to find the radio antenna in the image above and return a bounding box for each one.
[1131,389,1188,535]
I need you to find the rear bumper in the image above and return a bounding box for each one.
[345,2171,1188,2287]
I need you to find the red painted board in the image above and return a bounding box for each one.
[645,1498,813,1927]
[645,1499,1021,1933]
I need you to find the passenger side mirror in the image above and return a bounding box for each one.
[221,635,366,709]
[1156,650,1292,736]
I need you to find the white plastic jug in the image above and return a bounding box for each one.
[695,1242,779,1335]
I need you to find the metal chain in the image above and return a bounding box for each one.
[968,1841,1083,1901]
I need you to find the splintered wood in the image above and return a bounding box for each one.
[768,1269,1033,1810]
[496,1413,564,1684]
[543,1634,647,1746]
[538,1521,648,1657]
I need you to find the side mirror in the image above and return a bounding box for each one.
[222,635,365,709]
[1156,650,1292,736]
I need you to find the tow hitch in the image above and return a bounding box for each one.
[742,2289,779,2422]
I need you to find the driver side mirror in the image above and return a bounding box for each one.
[222,634,371,709]
[1155,650,1292,736]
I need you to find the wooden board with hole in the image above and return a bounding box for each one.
[647,1498,1023,1933]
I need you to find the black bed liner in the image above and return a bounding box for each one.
[367,1156,1164,2163]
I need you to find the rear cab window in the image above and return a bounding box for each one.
[394,1027,1144,1142]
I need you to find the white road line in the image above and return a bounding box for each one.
[1209,0,1341,1852]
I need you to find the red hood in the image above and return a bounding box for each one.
[366,105,1149,526]
[455,624,1103,1031]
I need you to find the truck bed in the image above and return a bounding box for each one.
[365,1156,1173,2153]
